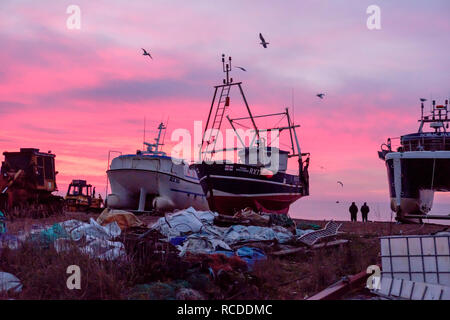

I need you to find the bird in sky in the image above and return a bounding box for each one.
[259,33,269,48]
[141,48,153,59]
[337,181,344,187]
[317,93,325,99]
[235,66,247,72]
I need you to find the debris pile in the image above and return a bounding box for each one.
[0,207,348,299]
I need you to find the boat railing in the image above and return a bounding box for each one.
[382,134,449,152]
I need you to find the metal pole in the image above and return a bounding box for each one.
[238,83,260,141]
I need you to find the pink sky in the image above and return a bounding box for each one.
[1,0,449,206]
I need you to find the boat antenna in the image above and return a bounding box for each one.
[143,116,146,150]
[291,87,295,125]
[222,54,233,85]
[161,117,169,149]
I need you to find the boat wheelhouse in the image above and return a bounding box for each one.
[378,99,450,222]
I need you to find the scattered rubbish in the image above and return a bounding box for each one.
[271,239,349,257]
[269,213,296,232]
[129,280,191,300]
[175,288,205,300]
[169,236,187,246]
[232,208,270,227]
[298,221,342,246]
[0,211,6,234]
[0,233,19,250]
[29,223,70,248]
[151,207,218,238]
[178,235,231,256]
[121,228,179,265]
[60,218,121,242]
[296,228,314,237]
[214,210,271,228]
[296,222,321,230]
[223,224,293,245]
[235,246,266,268]
[97,208,144,231]
[0,272,22,293]
[207,253,248,275]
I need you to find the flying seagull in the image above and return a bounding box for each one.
[141,48,153,59]
[259,33,269,48]
[337,181,344,187]
[235,66,247,72]
[317,93,325,99]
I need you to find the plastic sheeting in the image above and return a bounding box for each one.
[97,209,145,230]
[223,225,293,244]
[151,207,219,238]
[151,208,295,255]
[178,235,231,257]
[60,218,121,241]
[55,219,124,260]
[0,272,22,293]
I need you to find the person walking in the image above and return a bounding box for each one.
[349,202,358,222]
[361,202,370,222]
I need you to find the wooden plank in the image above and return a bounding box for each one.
[270,239,349,257]
[307,269,370,300]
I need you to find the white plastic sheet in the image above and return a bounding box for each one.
[55,219,124,260]
[60,218,121,241]
[223,225,293,244]
[151,207,218,238]
[0,272,22,293]
[178,235,231,256]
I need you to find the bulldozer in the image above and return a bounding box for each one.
[0,148,64,218]
[64,179,104,213]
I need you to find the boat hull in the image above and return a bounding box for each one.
[383,151,450,220]
[107,155,208,212]
[192,162,306,215]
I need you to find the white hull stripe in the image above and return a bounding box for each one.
[200,174,299,187]
[386,151,450,160]
[210,190,301,197]
[170,188,206,197]
[107,168,200,183]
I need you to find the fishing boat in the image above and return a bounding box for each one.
[191,54,310,215]
[378,99,450,222]
[106,123,209,212]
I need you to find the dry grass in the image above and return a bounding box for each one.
[249,235,380,299]
[0,241,130,299]
[1,214,446,300]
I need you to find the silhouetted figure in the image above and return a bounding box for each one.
[349,202,358,222]
[361,202,370,222]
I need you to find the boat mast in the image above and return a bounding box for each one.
[144,122,166,155]
[201,54,260,159]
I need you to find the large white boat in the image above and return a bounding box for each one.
[106,123,209,212]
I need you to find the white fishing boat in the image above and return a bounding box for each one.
[106,123,209,212]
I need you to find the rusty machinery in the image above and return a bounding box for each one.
[0,148,64,218]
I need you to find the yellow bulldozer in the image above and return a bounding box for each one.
[64,179,104,213]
